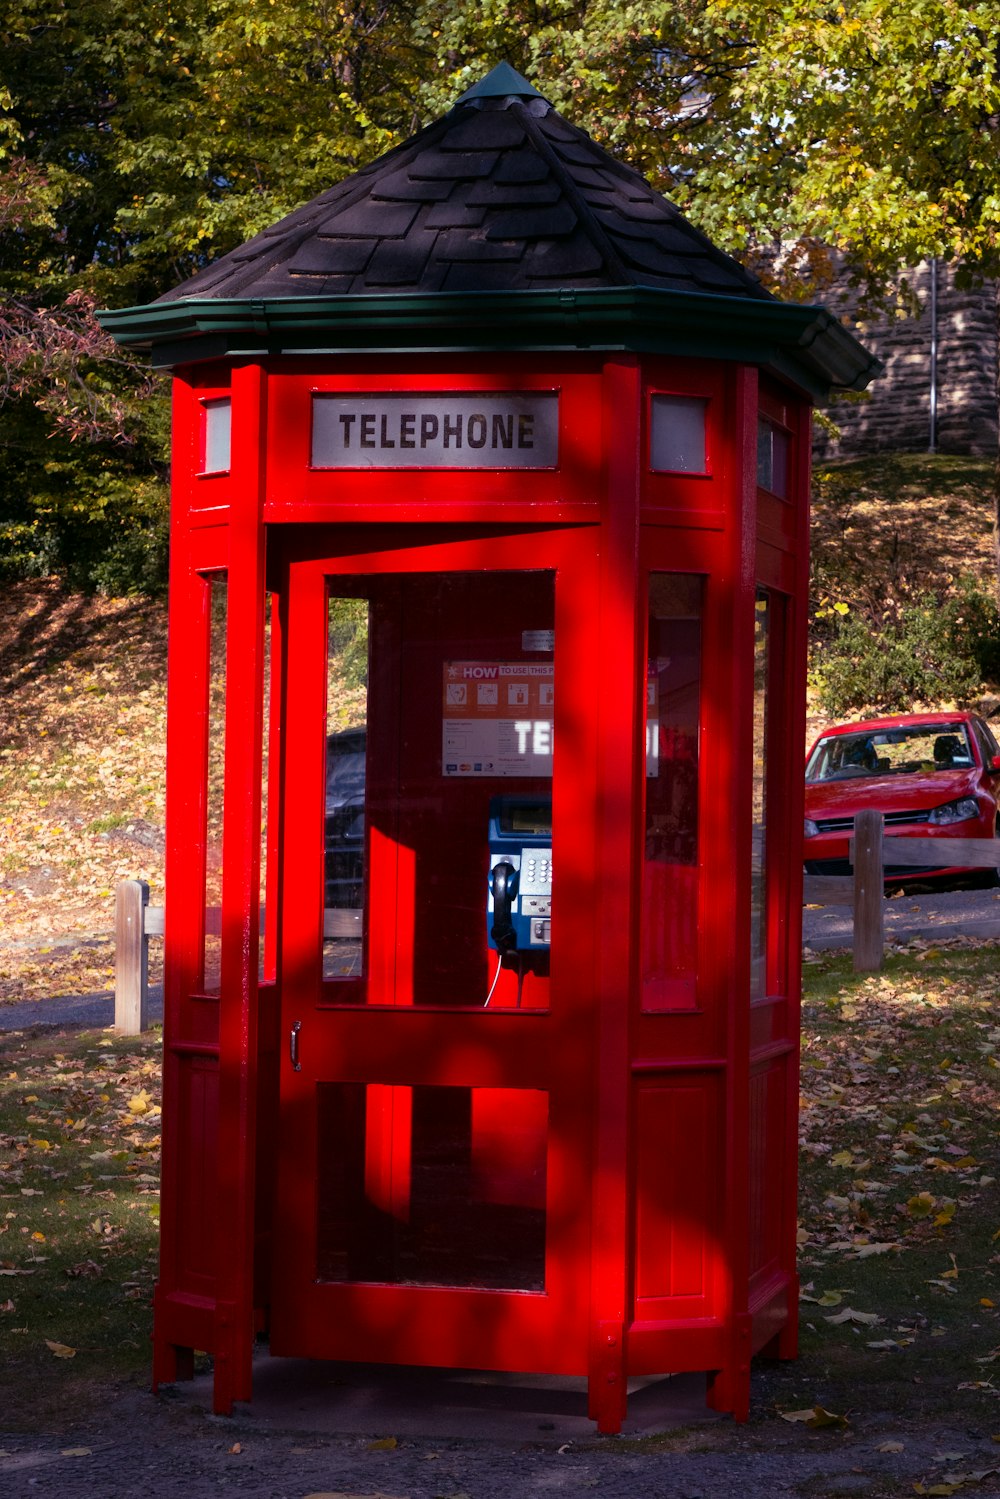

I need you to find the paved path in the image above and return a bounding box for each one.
[803,881,1000,950]
[0,983,163,1032]
[2,884,999,1034]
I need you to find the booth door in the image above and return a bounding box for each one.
[270,533,596,1373]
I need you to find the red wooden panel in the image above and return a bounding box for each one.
[748,1059,786,1283]
[633,1076,722,1313]
[757,491,796,552]
[173,365,236,518]
[639,357,730,522]
[263,356,604,518]
[175,1055,220,1293]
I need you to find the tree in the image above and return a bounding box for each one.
[406,2,1000,306]
[4,1,1000,590]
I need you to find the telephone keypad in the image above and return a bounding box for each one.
[518,847,553,896]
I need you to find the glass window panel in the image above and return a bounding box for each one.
[650,395,708,474]
[642,574,703,1010]
[321,572,554,1009]
[202,397,231,474]
[757,418,790,497]
[202,574,227,994]
[750,590,770,999]
[316,1082,548,1289]
[324,596,369,980]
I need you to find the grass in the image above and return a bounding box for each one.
[0,1025,161,1427]
[761,939,1000,1427]
[2,941,999,1440]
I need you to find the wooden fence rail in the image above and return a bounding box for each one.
[804,808,999,973]
[112,882,361,1034]
[113,818,997,1028]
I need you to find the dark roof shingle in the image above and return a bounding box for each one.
[157,67,771,307]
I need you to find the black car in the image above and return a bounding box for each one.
[325,727,366,910]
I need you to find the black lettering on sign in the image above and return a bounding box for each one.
[492,413,513,449]
[311,393,557,468]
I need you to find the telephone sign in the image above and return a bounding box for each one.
[311,391,559,470]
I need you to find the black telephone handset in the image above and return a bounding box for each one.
[489,861,520,953]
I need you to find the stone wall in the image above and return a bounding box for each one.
[813,260,999,460]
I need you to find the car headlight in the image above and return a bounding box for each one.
[804,818,819,838]
[928,797,980,825]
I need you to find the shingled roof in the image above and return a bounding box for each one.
[157,63,770,307]
[100,66,880,395]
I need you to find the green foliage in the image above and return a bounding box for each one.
[5,2,1000,590]
[328,597,369,693]
[0,376,169,595]
[810,579,1000,718]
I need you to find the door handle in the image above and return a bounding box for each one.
[289,1020,302,1072]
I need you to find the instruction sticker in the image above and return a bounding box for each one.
[443,661,554,777]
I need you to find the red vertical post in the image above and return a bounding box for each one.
[705,364,758,1419]
[212,363,268,1412]
[776,395,812,1357]
[153,375,220,1389]
[587,356,643,1434]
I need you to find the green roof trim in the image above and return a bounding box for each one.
[96,286,879,399]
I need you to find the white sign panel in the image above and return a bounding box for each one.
[443,660,554,777]
[312,392,558,470]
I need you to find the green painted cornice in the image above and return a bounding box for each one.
[97,286,880,399]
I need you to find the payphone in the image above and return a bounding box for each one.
[487,795,553,953]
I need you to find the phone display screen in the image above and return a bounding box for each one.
[504,803,552,835]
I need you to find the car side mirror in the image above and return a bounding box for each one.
[991,754,1000,773]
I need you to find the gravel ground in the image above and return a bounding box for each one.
[5,1377,1000,1499]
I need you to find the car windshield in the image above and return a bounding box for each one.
[806,722,974,783]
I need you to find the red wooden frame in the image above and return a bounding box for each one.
[153,349,810,1433]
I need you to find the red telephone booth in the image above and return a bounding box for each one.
[101,64,878,1432]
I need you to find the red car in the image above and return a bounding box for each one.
[804,710,1000,884]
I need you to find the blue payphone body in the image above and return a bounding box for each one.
[486,795,552,952]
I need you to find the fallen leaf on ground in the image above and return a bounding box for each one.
[825,1307,881,1326]
[44,1339,75,1358]
[780,1405,849,1428]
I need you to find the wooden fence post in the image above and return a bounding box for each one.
[853,810,885,972]
[115,879,150,1035]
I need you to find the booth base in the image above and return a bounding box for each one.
[178,1354,722,1442]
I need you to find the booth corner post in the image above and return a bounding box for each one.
[99,62,879,1432]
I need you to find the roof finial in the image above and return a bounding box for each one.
[456,61,546,105]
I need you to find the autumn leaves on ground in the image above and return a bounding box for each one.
[2,534,1000,1471]
[3,945,1000,1478]
[0,578,168,1003]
